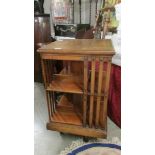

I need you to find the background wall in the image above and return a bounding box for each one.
[43,0,121,55]
[43,0,102,26]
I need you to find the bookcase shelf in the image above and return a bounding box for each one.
[51,95,82,126]
[46,74,83,94]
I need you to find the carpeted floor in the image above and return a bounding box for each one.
[59,140,121,155]
[34,82,121,155]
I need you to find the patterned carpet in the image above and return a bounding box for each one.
[59,137,121,155]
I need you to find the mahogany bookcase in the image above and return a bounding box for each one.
[38,39,115,140]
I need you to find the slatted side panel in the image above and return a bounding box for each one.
[89,58,96,127]
[41,59,54,122]
[95,57,104,127]
[41,59,53,87]
[86,57,112,129]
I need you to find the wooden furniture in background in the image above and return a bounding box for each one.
[34,14,55,82]
[34,0,44,14]
[38,39,115,139]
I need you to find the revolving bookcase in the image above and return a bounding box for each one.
[38,39,115,139]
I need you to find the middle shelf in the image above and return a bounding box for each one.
[46,74,83,94]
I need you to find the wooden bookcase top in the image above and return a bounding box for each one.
[38,39,115,55]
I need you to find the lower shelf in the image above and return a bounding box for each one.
[51,95,83,126]
[47,122,107,138]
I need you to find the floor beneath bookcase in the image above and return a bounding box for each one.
[34,82,121,155]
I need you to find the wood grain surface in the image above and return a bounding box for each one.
[38,39,115,55]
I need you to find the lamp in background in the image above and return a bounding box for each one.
[93,0,121,39]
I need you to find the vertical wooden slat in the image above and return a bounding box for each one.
[46,91,52,122]
[46,60,51,85]
[47,60,52,82]
[89,58,96,127]
[83,58,88,126]
[41,59,47,88]
[52,92,56,112]
[95,58,104,127]
[63,61,67,74]
[53,60,57,74]
[102,59,112,128]
[68,61,71,74]
[49,92,54,116]
[41,59,53,122]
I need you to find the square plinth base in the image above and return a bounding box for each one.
[46,122,107,138]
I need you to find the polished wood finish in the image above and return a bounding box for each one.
[41,59,47,87]
[38,39,115,55]
[46,75,83,94]
[83,59,88,126]
[47,122,107,138]
[46,91,52,121]
[51,95,82,125]
[38,39,115,138]
[89,59,95,127]
[95,58,104,127]
[102,60,112,128]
